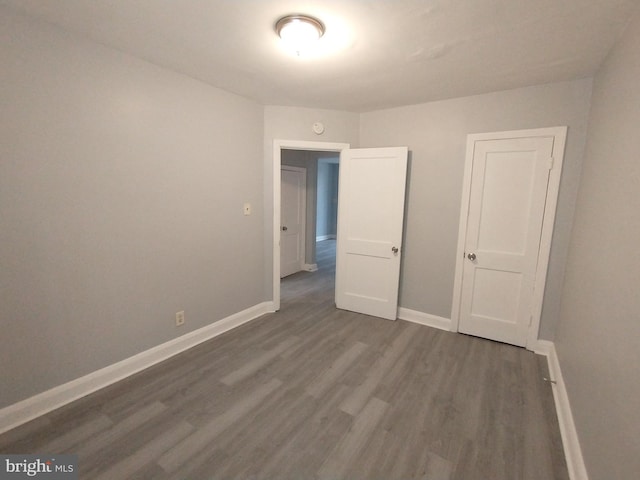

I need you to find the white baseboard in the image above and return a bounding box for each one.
[316,235,336,241]
[0,301,275,435]
[397,307,452,331]
[536,340,589,480]
[303,263,318,272]
[532,339,554,356]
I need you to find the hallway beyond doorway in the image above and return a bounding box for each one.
[281,239,336,305]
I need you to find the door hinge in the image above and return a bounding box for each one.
[548,157,554,170]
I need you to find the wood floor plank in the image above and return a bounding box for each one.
[40,413,113,454]
[76,410,187,478]
[317,397,390,479]
[339,325,417,415]
[75,401,168,458]
[220,335,299,386]
[163,446,229,480]
[157,378,282,473]
[92,420,194,480]
[256,384,354,477]
[353,429,405,479]
[423,451,454,480]
[305,340,368,398]
[209,387,319,479]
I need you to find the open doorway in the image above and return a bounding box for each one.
[272,140,349,311]
[279,150,340,303]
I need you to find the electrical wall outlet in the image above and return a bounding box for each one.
[175,311,185,327]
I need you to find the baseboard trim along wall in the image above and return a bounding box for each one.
[316,235,336,241]
[397,307,452,331]
[0,301,276,435]
[534,340,589,480]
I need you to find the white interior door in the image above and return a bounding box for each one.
[280,166,306,278]
[335,147,408,320]
[455,129,565,347]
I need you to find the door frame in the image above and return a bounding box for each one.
[450,126,567,350]
[273,140,350,311]
[280,165,307,278]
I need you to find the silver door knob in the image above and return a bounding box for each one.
[282,226,288,231]
[467,252,476,261]
[392,246,399,254]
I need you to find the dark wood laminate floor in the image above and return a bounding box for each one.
[0,240,569,479]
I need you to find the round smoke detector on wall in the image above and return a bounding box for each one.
[312,122,325,135]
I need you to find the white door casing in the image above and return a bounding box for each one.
[280,166,306,278]
[335,147,408,320]
[451,127,567,349]
[273,140,350,311]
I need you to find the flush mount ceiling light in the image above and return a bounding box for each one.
[275,14,325,55]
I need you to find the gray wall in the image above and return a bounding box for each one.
[359,79,593,338]
[554,10,640,479]
[316,160,339,239]
[0,9,264,408]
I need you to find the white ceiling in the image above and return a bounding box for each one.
[2,0,638,112]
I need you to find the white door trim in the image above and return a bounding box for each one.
[450,126,567,350]
[273,140,350,311]
[280,165,307,277]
